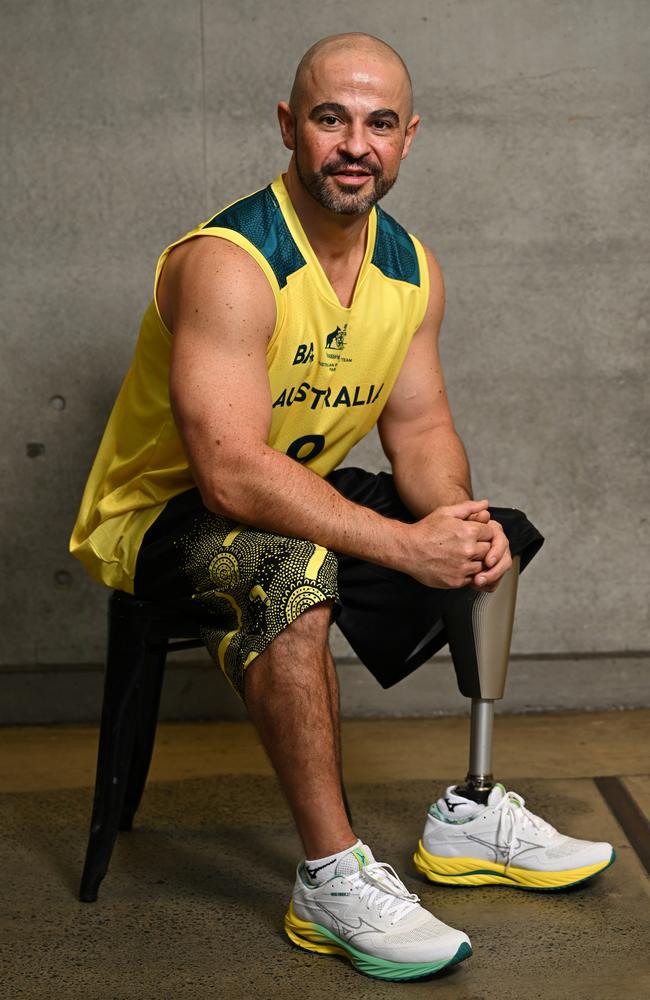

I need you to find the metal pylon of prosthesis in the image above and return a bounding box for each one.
[442,556,520,796]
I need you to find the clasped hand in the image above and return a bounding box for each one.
[406,499,512,592]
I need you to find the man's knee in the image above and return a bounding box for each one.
[244,599,334,694]
[265,599,334,661]
[284,598,333,638]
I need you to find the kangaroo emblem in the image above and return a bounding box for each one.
[325,324,348,351]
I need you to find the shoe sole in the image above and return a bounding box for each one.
[413,841,616,890]
[284,902,472,981]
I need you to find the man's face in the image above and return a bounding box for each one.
[285,51,418,216]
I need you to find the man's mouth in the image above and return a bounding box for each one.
[328,167,374,187]
[335,171,371,183]
[325,161,377,179]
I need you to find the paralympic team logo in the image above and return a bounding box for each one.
[325,323,347,351]
[292,323,351,370]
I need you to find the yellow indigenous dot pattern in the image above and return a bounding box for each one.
[173,512,339,696]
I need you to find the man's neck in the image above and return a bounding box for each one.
[282,163,370,265]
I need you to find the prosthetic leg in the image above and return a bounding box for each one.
[416,553,615,889]
[442,556,520,803]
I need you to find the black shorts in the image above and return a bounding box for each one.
[134,467,544,697]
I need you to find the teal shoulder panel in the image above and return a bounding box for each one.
[371,206,421,286]
[203,186,305,288]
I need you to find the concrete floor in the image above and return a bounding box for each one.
[1,711,649,1000]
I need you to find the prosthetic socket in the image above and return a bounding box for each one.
[442,556,520,803]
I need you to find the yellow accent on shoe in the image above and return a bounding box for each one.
[413,840,615,890]
[284,903,348,956]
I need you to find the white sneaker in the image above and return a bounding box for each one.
[414,783,616,891]
[285,841,471,981]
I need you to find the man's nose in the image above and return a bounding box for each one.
[338,123,371,160]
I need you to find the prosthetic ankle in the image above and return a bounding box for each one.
[442,557,520,804]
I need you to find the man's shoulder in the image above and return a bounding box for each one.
[202,180,305,290]
[203,181,276,235]
[372,205,422,288]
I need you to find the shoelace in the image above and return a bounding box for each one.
[346,862,420,923]
[495,791,557,867]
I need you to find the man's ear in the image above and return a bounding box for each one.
[277,102,296,151]
[401,113,421,161]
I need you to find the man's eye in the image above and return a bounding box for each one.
[320,115,340,126]
[372,120,391,130]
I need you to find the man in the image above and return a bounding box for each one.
[71,34,614,982]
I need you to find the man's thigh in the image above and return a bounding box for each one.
[134,489,339,697]
[326,467,544,689]
[134,471,544,695]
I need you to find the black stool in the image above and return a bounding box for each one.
[79,590,204,902]
[80,590,356,903]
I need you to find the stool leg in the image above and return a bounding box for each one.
[79,612,150,902]
[119,641,167,831]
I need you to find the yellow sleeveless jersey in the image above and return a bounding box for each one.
[70,174,430,591]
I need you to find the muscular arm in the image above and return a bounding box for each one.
[163,237,494,589]
[379,248,511,589]
[379,249,471,514]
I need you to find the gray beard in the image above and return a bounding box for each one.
[295,144,397,215]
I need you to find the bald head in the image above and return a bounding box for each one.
[279,33,419,217]
[290,33,413,119]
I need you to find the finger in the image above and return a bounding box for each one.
[474,550,513,588]
[471,541,492,561]
[484,527,509,568]
[458,546,491,578]
[435,570,478,589]
[467,510,491,524]
[469,521,496,543]
[462,559,486,579]
[440,498,489,520]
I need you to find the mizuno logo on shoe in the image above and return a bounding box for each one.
[466,834,538,863]
[444,799,460,812]
[316,904,382,939]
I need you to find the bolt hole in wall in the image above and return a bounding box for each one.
[26,398,66,456]
[27,399,72,582]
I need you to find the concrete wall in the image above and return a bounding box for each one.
[2,1,648,718]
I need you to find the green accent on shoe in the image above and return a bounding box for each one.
[352,847,369,869]
[431,803,472,825]
[297,863,315,887]
[287,916,472,981]
[514,849,618,892]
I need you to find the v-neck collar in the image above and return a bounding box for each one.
[273,174,377,312]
